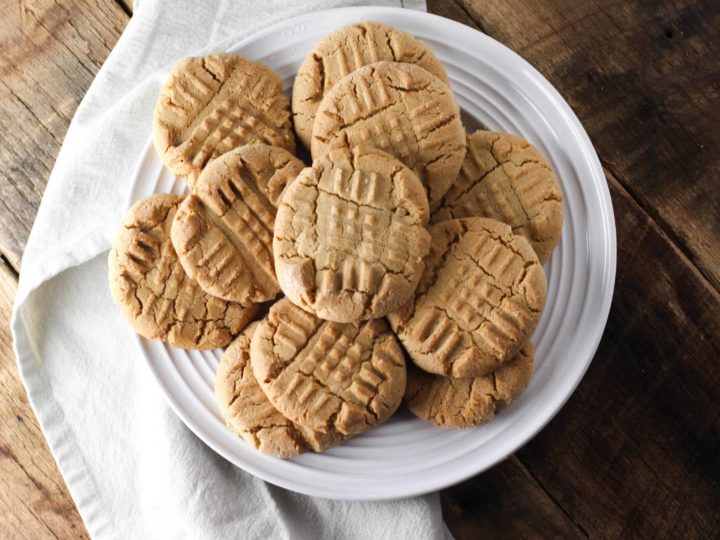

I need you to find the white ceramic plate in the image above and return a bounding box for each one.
[126,6,616,500]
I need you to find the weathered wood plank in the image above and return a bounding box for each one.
[450,0,720,291]
[441,455,587,538]
[430,1,720,536]
[0,260,89,539]
[0,0,129,271]
[514,173,720,538]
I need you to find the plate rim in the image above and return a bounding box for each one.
[126,5,617,500]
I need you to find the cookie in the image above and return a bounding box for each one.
[171,144,304,305]
[292,22,448,149]
[388,218,547,378]
[250,299,406,436]
[273,146,431,322]
[108,194,257,349]
[405,342,534,428]
[433,130,564,263]
[215,322,343,457]
[311,61,465,209]
[153,54,295,189]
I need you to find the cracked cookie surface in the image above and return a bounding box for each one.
[250,298,406,436]
[388,217,547,378]
[433,130,564,263]
[108,194,258,349]
[153,54,295,189]
[273,146,431,322]
[171,144,304,305]
[311,61,466,209]
[406,342,534,428]
[215,322,344,457]
[292,22,448,150]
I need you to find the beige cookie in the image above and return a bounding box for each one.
[251,299,406,436]
[273,146,431,322]
[215,322,343,457]
[433,130,564,262]
[311,61,466,209]
[108,194,258,349]
[153,54,295,189]
[292,22,448,149]
[405,342,534,428]
[388,218,546,378]
[171,144,304,305]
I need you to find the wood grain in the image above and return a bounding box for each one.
[447,0,720,292]
[441,456,587,538]
[515,173,720,538]
[0,0,129,272]
[1,0,719,538]
[429,1,720,536]
[0,258,89,539]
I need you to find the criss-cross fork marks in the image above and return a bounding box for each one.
[263,307,396,434]
[155,56,293,180]
[316,67,463,205]
[182,102,287,171]
[407,230,536,373]
[328,167,384,207]
[346,106,419,163]
[315,193,417,295]
[175,171,279,302]
[328,31,385,82]
[113,197,254,349]
[451,163,557,231]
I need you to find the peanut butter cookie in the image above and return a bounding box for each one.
[292,22,448,149]
[153,54,295,189]
[273,146,431,322]
[388,218,546,378]
[171,144,304,305]
[433,130,564,262]
[311,61,466,209]
[405,342,534,428]
[108,194,258,349]
[250,299,406,436]
[215,322,343,457]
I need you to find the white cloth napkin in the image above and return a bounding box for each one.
[11,0,453,537]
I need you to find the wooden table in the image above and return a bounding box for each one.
[1,1,718,537]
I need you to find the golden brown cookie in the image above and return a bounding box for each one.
[388,218,547,378]
[250,299,406,436]
[311,61,465,209]
[171,144,304,305]
[215,322,343,457]
[108,194,258,349]
[433,130,564,262]
[292,22,448,149]
[153,54,295,189]
[405,342,534,428]
[273,146,431,322]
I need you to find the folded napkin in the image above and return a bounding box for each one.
[11,0,453,537]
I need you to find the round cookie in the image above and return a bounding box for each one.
[153,54,295,189]
[250,298,406,436]
[171,144,304,305]
[292,22,448,149]
[273,146,431,322]
[311,61,466,209]
[215,322,343,457]
[433,130,564,263]
[405,342,534,428]
[388,217,547,378]
[108,194,258,349]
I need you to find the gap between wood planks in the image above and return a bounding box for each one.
[114,0,132,17]
[454,0,720,293]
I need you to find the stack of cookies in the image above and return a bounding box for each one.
[109,22,564,458]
